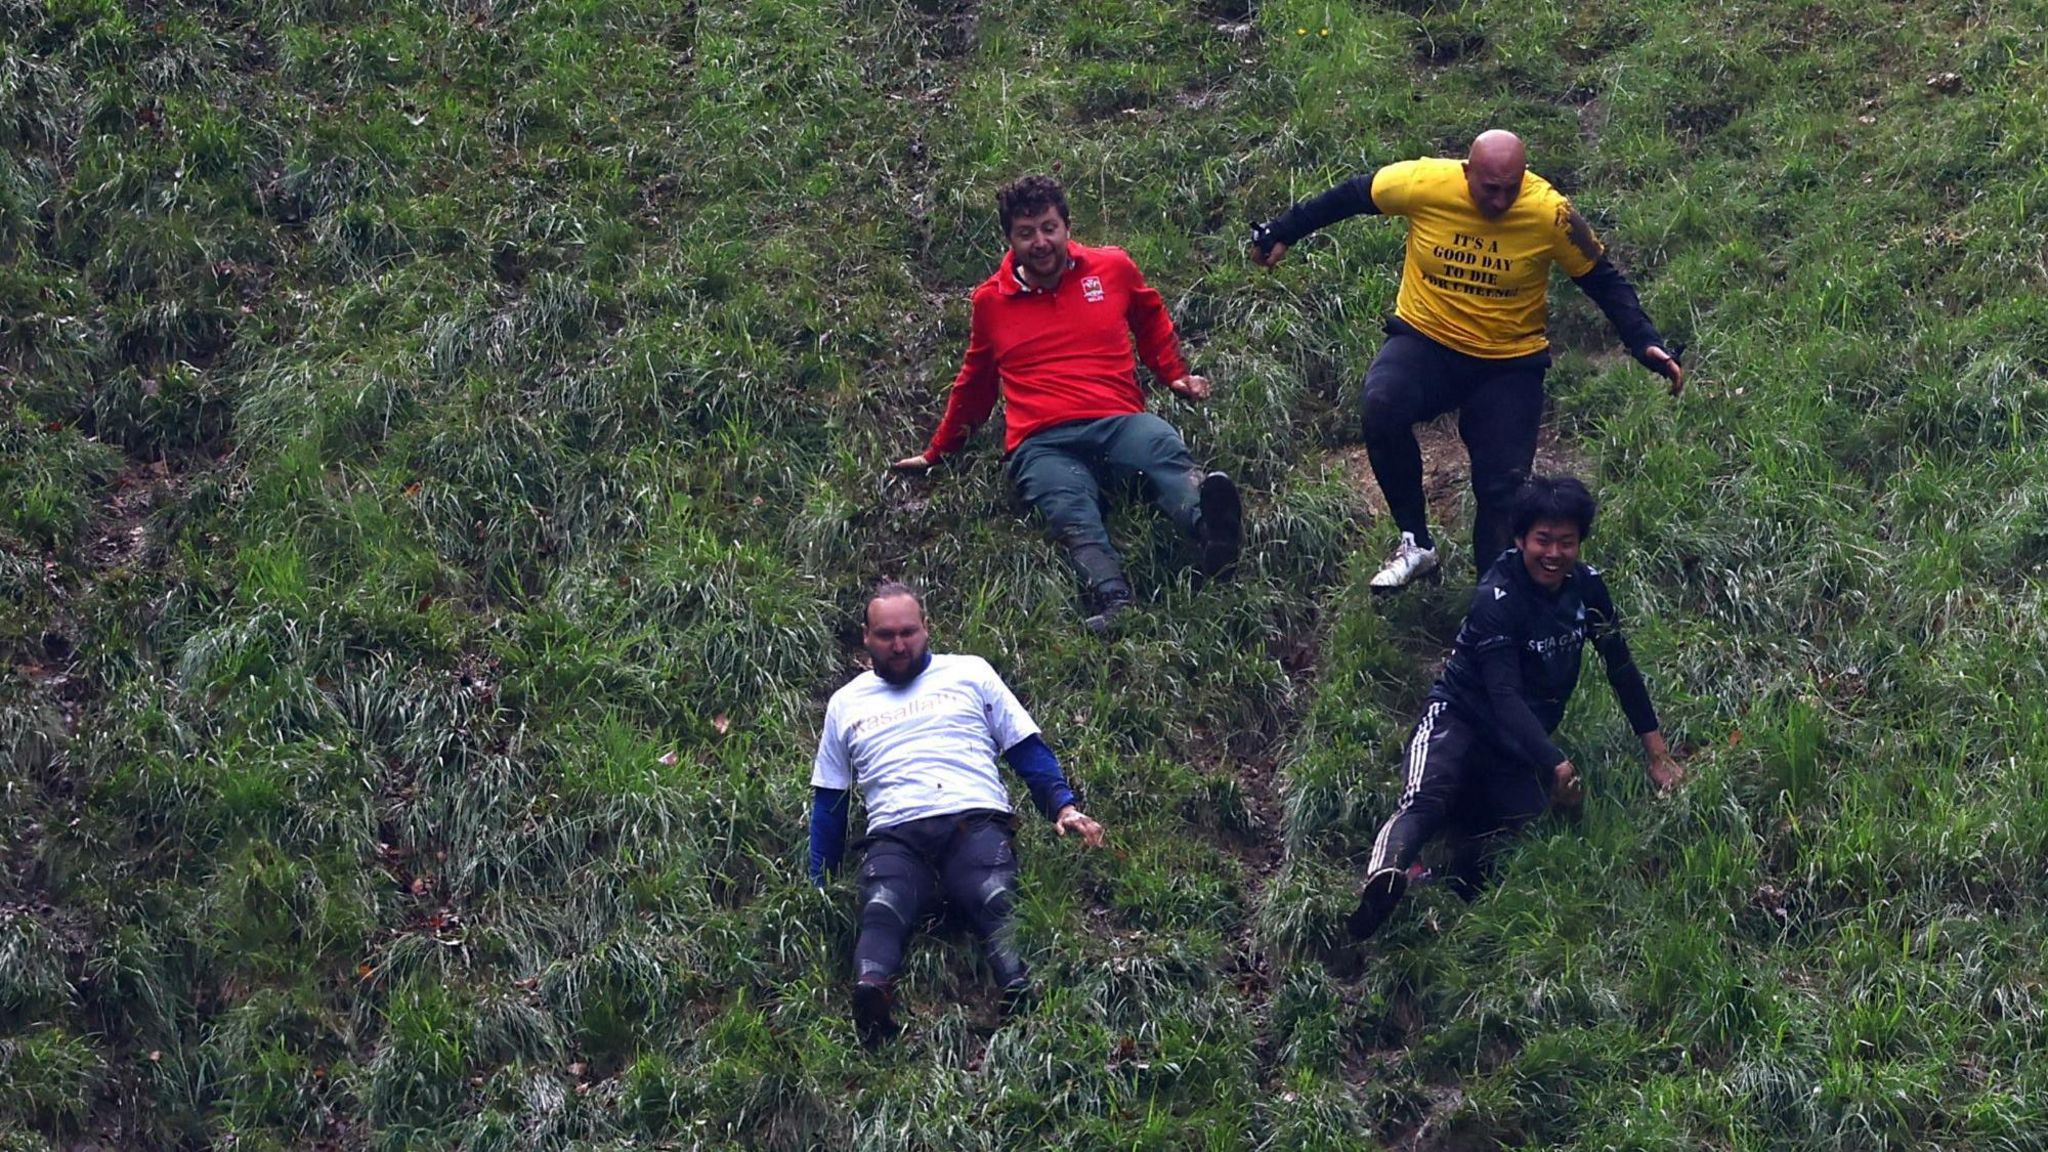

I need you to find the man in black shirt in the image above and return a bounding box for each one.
[1348,475,1683,940]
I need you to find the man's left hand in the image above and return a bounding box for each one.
[1644,346,1685,397]
[1054,806,1106,849]
[1647,754,1685,793]
[1166,375,1211,402]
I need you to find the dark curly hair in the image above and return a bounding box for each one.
[1510,475,1598,539]
[996,174,1069,233]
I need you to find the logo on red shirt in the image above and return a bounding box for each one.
[1082,276,1105,302]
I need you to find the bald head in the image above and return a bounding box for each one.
[1464,130,1528,218]
[1469,130,1527,170]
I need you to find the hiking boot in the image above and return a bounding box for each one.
[1346,866,1410,941]
[1195,471,1243,580]
[1369,532,1439,594]
[1083,579,1134,635]
[853,980,899,1050]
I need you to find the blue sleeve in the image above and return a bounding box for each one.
[809,787,850,884]
[1002,734,1078,822]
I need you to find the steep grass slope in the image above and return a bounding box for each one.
[2,0,2046,1148]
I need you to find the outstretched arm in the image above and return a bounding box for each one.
[1122,257,1194,391]
[1250,172,1385,265]
[1593,630,1682,790]
[1570,257,1684,393]
[1592,627,1660,738]
[896,293,1001,470]
[1003,735,1104,848]
[1555,205,1683,394]
[1587,579,1683,791]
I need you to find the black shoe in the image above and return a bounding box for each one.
[998,976,1034,1020]
[853,981,899,1049]
[1083,579,1134,635]
[1196,471,1243,580]
[1346,867,1409,941]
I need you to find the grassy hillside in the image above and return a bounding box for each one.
[4,0,2047,1148]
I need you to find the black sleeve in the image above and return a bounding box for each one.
[1570,256,1675,375]
[1584,573,1661,735]
[1477,644,1571,770]
[1254,173,1382,251]
[1459,587,1566,769]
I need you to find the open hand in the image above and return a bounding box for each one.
[1647,754,1685,793]
[1166,375,1211,402]
[1054,806,1106,849]
[890,453,934,473]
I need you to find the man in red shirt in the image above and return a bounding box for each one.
[892,175,1242,632]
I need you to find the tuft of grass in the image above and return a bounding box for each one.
[0,1025,106,1135]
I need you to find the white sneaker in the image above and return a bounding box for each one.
[1369,532,1439,592]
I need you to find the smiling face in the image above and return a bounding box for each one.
[1516,518,1582,592]
[863,593,930,685]
[1005,204,1072,285]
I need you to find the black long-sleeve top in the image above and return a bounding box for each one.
[1429,549,1661,770]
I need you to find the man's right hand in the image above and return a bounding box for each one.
[1644,346,1685,397]
[890,453,934,473]
[1249,239,1288,268]
[1551,760,1584,811]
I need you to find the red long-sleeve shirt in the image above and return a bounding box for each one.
[926,242,1191,459]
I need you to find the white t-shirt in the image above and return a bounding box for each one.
[812,654,1040,832]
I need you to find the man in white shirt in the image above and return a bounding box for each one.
[810,582,1105,1047]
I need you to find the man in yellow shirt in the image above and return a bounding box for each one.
[1251,130,1683,590]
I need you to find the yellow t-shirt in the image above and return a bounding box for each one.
[1370,157,1604,359]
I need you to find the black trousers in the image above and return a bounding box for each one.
[1361,322,1549,572]
[854,810,1025,988]
[1366,702,1551,899]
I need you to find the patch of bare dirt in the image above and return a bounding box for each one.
[14,462,177,737]
[1331,415,1591,526]
[2,455,205,1151]
[1388,1084,1495,1152]
[1575,95,1610,147]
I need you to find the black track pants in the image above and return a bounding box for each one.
[1360,324,1548,571]
[854,811,1025,988]
[1367,702,1551,898]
